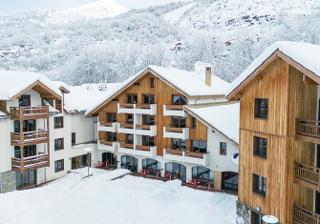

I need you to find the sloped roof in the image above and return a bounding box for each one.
[185,102,240,144]
[86,66,230,116]
[227,41,320,99]
[0,71,62,100]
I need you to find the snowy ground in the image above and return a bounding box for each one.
[0,169,236,224]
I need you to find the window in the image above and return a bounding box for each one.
[192,140,207,153]
[191,117,197,129]
[127,94,138,104]
[252,174,266,196]
[172,117,186,128]
[126,134,134,144]
[143,95,155,104]
[54,116,64,129]
[220,142,227,155]
[55,159,64,172]
[19,95,31,107]
[55,99,62,112]
[142,136,155,146]
[14,145,36,158]
[14,120,36,132]
[106,113,117,122]
[172,95,187,105]
[107,132,117,142]
[254,98,268,119]
[71,133,76,146]
[253,136,267,158]
[142,115,155,125]
[150,78,155,88]
[126,114,134,124]
[54,138,64,151]
[172,139,186,150]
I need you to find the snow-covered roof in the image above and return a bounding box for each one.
[86,65,230,116]
[149,65,230,97]
[227,41,320,99]
[0,70,62,100]
[185,102,240,144]
[65,83,121,113]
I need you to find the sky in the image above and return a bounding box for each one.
[0,0,186,15]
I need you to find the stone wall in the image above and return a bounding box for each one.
[0,171,16,193]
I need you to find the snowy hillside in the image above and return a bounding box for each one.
[0,0,319,84]
[47,0,128,23]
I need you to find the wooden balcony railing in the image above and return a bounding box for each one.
[295,162,320,190]
[136,145,151,151]
[166,105,183,110]
[293,205,320,224]
[297,119,320,144]
[120,143,134,149]
[166,126,184,133]
[100,121,113,127]
[10,106,48,120]
[185,151,205,158]
[119,103,135,109]
[12,154,49,172]
[119,123,134,129]
[166,148,183,156]
[136,104,151,109]
[11,130,49,146]
[99,139,114,146]
[135,124,151,130]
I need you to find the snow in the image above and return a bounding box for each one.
[227,41,320,98]
[186,102,240,143]
[0,169,236,224]
[163,3,196,24]
[47,0,128,24]
[0,71,62,100]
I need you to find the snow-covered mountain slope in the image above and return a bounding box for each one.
[0,0,319,85]
[47,0,128,23]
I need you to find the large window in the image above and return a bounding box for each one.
[126,114,134,124]
[253,136,267,158]
[172,95,187,105]
[143,95,155,104]
[171,117,186,128]
[55,159,64,172]
[71,132,76,146]
[54,116,64,129]
[14,120,36,132]
[172,138,186,150]
[142,136,155,146]
[220,142,227,155]
[19,95,31,107]
[252,174,266,196]
[254,98,268,119]
[127,94,138,104]
[192,140,207,153]
[142,115,155,125]
[14,145,37,158]
[106,113,117,122]
[107,132,117,142]
[54,138,64,151]
[126,134,134,144]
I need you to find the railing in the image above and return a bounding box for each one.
[166,105,183,110]
[10,106,48,119]
[297,119,320,141]
[119,123,134,129]
[136,104,151,109]
[135,124,151,130]
[99,139,114,146]
[186,151,204,158]
[11,130,49,145]
[12,154,49,171]
[293,205,320,224]
[166,126,184,133]
[136,145,151,151]
[119,103,135,109]
[165,148,184,156]
[100,121,113,127]
[295,162,320,190]
[120,143,134,149]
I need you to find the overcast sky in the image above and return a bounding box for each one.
[0,0,186,15]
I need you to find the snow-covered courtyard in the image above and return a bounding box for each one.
[0,169,236,224]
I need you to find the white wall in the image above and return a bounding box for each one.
[0,118,13,173]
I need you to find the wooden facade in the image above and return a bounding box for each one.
[230,56,319,223]
[96,71,208,157]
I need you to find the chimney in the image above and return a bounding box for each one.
[205,66,212,87]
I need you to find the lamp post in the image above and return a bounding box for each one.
[85,148,92,178]
[262,215,279,224]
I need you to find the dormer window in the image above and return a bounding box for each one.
[254,98,268,119]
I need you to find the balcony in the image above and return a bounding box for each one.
[294,162,320,191]
[98,140,118,153]
[135,124,157,136]
[98,122,118,133]
[296,119,320,144]
[117,103,157,115]
[163,105,186,117]
[163,126,189,140]
[12,154,49,172]
[10,106,49,120]
[118,123,135,134]
[163,149,208,166]
[293,205,320,224]
[11,130,49,146]
[118,143,157,158]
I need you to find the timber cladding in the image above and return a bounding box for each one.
[97,72,208,156]
[237,57,317,223]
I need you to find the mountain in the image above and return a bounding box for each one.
[0,0,319,85]
[47,0,128,23]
